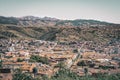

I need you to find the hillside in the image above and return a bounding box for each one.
[0,16,119,27]
[0,16,120,44]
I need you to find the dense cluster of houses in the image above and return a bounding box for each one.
[0,39,120,80]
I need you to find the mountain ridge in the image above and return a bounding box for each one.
[0,16,119,27]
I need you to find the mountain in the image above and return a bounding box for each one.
[0,16,59,27]
[0,16,19,25]
[19,16,40,21]
[0,16,120,43]
[0,16,119,27]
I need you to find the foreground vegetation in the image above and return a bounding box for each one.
[13,68,120,80]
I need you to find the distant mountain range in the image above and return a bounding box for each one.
[0,16,119,27]
[0,16,120,43]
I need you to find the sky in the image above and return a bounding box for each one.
[0,0,120,23]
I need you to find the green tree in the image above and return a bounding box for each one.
[73,49,78,53]
[30,55,49,64]
[88,63,95,68]
[33,67,38,78]
[84,68,88,76]
[0,60,2,68]
[17,58,24,62]
[77,60,87,68]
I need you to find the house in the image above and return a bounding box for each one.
[3,62,27,69]
[0,73,12,80]
[0,69,12,80]
[37,64,54,78]
[21,63,36,72]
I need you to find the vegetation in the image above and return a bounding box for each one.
[32,67,38,78]
[84,68,88,75]
[12,66,120,80]
[13,73,33,80]
[73,49,78,53]
[0,16,19,25]
[88,63,95,68]
[12,70,120,80]
[0,60,2,68]
[17,58,24,62]
[99,65,116,70]
[55,62,66,69]
[33,67,38,74]
[77,60,87,67]
[30,55,49,64]
[13,69,35,80]
[50,68,120,80]
[51,68,81,80]
[0,54,2,68]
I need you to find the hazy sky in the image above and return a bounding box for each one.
[0,0,120,23]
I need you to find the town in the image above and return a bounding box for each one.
[0,39,120,80]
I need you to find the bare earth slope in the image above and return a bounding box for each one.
[0,16,120,44]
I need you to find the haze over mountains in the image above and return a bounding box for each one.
[0,16,120,44]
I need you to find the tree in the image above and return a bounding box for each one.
[30,55,49,64]
[88,63,95,68]
[17,58,24,62]
[0,60,2,68]
[77,60,87,68]
[73,49,78,53]
[33,67,38,78]
[84,68,88,76]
